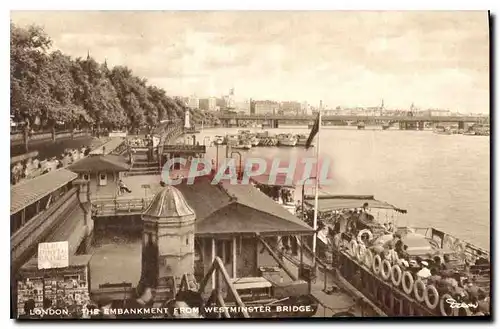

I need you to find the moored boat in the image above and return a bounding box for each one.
[277,134,298,147]
[296,134,309,147]
[433,126,452,135]
[214,135,225,145]
[300,195,490,317]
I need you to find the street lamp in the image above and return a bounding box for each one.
[301,176,316,222]
[230,151,242,179]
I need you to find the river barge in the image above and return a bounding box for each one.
[301,195,491,317]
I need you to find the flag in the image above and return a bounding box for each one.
[305,112,320,149]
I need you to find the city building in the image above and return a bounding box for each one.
[235,99,251,114]
[199,98,209,111]
[254,100,280,115]
[187,95,199,110]
[281,101,302,115]
[216,97,227,110]
[208,97,217,111]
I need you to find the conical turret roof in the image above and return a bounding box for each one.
[143,186,195,219]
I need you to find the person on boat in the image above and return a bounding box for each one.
[399,245,410,260]
[440,254,454,271]
[398,258,410,269]
[385,242,399,264]
[416,261,432,282]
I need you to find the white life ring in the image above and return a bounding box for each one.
[440,294,459,316]
[364,249,374,268]
[424,285,439,310]
[357,243,366,263]
[357,229,373,244]
[402,271,414,295]
[443,235,454,249]
[349,240,358,258]
[454,241,466,254]
[381,259,392,280]
[372,254,382,275]
[391,264,403,287]
[413,279,426,302]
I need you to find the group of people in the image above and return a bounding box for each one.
[11,147,92,185]
[364,231,490,314]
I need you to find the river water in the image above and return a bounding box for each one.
[194,126,490,250]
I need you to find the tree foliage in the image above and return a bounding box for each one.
[10,23,209,131]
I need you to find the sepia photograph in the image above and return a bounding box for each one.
[9,10,491,320]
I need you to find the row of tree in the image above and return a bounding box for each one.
[11,23,215,134]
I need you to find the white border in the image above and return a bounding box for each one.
[2,2,498,329]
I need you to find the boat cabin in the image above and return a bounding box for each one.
[250,174,296,214]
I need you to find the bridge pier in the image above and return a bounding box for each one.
[399,122,407,130]
[458,121,466,130]
[273,120,279,128]
[418,121,424,130]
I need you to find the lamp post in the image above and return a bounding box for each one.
[301,176,316,292]
[230,151,242,179]
[301,176,316,222]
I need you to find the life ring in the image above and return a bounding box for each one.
[357,229,373,244]
[364,249,374,268]
[391,264,403,287]
[413,279,426,302]
[372,254,382,275]
[454,241,466,254]
[349,240,358,258]
[381,259,392,280]
[357,243,366,263]
[443,235,454,249]
[402,271,414,295]
[424,285,439,310]
[440,294,459,316]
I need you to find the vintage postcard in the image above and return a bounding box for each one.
[10,11,490,319]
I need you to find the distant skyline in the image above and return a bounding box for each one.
[11,11,490,113]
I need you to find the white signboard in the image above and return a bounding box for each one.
[38,241,69,269]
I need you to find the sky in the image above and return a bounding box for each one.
[11,11,490,113]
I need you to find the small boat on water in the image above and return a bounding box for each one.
[357,122,366,130]
[382,123,390,130]
[232,141,252,150]
[433,126,452,135]
[298,194,490,317]
[227,135,252,150]
[224,134,239,145]
[239,130,260,146]
[214,135,225,145]
[277,133,298,147]
[296,134,309,147]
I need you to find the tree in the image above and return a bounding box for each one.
[11,22,217,144]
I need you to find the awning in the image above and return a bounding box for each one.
[303,195,407,213]
[250,174,295,188]
[11,168,78,215]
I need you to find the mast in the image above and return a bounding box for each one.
[312,110,321,269]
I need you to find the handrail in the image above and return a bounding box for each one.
[199,257,250,318]
[256,235,297,281]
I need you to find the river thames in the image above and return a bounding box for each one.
[196,126,490,250]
